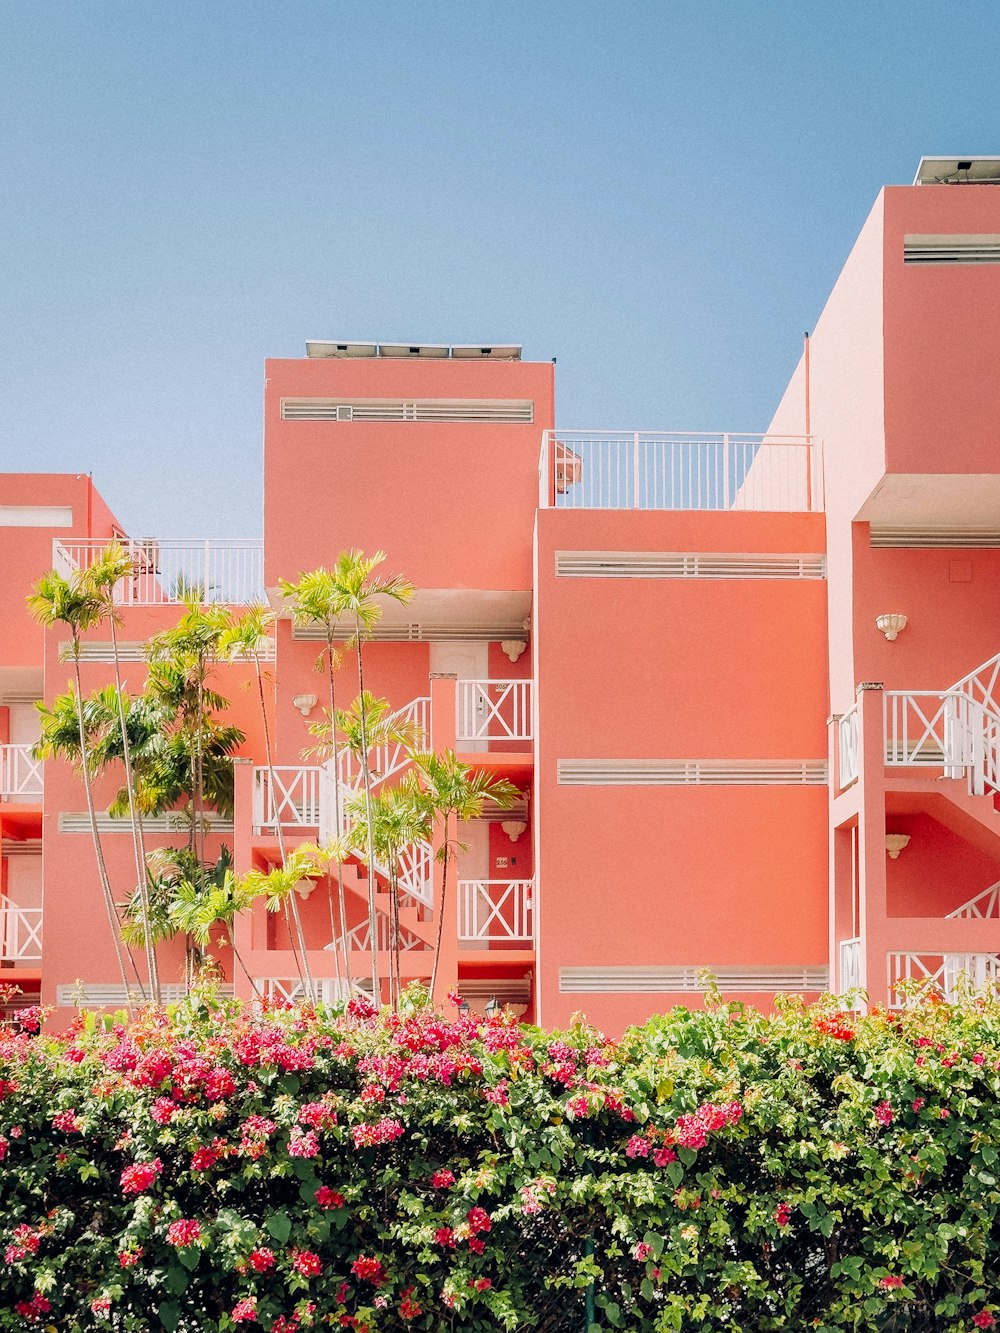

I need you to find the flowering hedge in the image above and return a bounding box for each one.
[2,989,1000,1331]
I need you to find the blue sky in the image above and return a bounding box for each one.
[1,1,997,536]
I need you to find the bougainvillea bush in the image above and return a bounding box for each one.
[2,987,1000,1332]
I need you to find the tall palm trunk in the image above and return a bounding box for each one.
[325,629,352,995]
[70,642,140,1012]
[429,813,452,1002]
[254,651,315,1002]
[354,614,382,1002]
[107,610,160,1003]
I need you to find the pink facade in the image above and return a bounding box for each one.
[4,162,1000,1031]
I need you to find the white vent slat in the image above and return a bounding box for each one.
[292,622,527,644]
[557,759,827,786]
[556,551,826,579]
[281,398,534,424]
[67,639,276,663]
[904,236,1000,265]
[58,812,235,835]
[559,965,828,994]
[2,840,42,857]
[871,528,1000,548]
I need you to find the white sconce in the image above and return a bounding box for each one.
[501,820,527,843]
[501,640,527,663]
[885,833,911,860]
[875,613,907,642]
[292,693,318,716]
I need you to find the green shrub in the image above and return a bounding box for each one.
[1,985,999,1331]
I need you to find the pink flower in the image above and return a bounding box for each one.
[287,1127,320,1158]
[873,1101,894,1127]
[290,1248,322,1277]
[52,1109,82,1133]
[118,1247,143,1268]
[166,1219,201,1247]
[432,1169,455,1189]
[467,1206,492,1234]
[248,1248,275,1273]
[973,1312,996,1329]
[120,1158,162,1194]
[879,1275,904,1289]
[626,1134,651,1158]
[232,1298,258,1323]
[774,1203,792,1227]
[653,1146,677,1167]
[912,1098,925,1113]
[634,1241,653,1261]
[90,1298,112,1316]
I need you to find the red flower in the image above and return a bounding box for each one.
[52,1109,82,1132]
[467,1206,492,1234]
[248,1248,275,1273]
[315,1186,345,1209]
[432,1169,455,1189]
[288,1127,320,1158]
[973,1312,996,1329]
[166,1219,201,1247]
[434,1226,456,1248]
[873,1101,894,1128]
[290,1248,323,1277]
[774,1202,792,1227]
[880,1275,904,1289]
[120,1158,162,1194]
[232,1297,258,1322]
[351,1255,386,1285]
[118,1247,143,1267]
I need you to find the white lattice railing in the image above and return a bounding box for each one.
[337,920,423,952]
[457,680,533,743]
[838,937,862,994]
[538,431,820,512]
[837,707,859,788]
[946,881,1000,919]
[883,691,970,772]
[1,745,43,800]
[458,880,534,943]
[255,977,354,1005]
[53,538,264,606]
[888,951,1000,1006]
[253,766,322,833]
[0,903,42,961]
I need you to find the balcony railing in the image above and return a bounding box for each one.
[0,903,42,962]
[456,680,533,744]
[888,951,1000,1007]
[538,431,820,512]
[458,879,534,943]
[53,538,264,606]
[0,746,43,801]
[252,766,322,834]
[838,937,862,995]
[836,707,859,789]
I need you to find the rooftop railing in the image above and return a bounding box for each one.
[53,538,265,606]
[538,430,821,512]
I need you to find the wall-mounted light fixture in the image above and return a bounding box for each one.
[484,995,500,1018]
[885,833,911,859]
[292,693,318,716]
[501,820,527,843]
[876,613,908,641]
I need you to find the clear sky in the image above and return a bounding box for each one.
[1,1,997,536]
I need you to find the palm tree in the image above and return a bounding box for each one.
[237,850,325,1001]
[220,605,316,1001]
[166,863,260,995]
[28,568,141,1008]
[346,777,432,1010]
[409,749,521,1002]
[330,690,421,1000]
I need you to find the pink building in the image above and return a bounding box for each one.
[3,157,999,1032]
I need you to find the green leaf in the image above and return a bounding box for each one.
[178,1246,201,1271]
[164,1266,190,1296]
[677,1146,697,1167]
[267,1210,292,1244]
[158,1301,182,1332]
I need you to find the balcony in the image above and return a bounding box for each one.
[53,538,264,606]
[252,766,322,835]
[0,746,43,802]
[538,430,821,512]
[456,680,533,745]
[458,879,534,947]
[0,903,42,962]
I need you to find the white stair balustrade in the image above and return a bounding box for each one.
[456,680,533,743]
[458,880,534,944]
[52,538,265,606]
[255,977,356,1005]
[946,881,1000,919]
[252,766,322,834]
[888,950,1000,1007]
[1,903,43,962]
[335,920,423,953]
[538,430,819,513]
[0,746,43,801]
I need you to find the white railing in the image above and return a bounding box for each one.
[458,880,534,943]
[255,977,354,1005]
[0,903,42,961]
[457,680,533,743]
[335,696,431,806]
[538,431,820,512]
[838,937,862,994]
[883,691,967,771]
[888,951,1000,1007]
[53,538,265,606]
[950,651,1000,717]
[337,920,423,952]
[252,766,322,833]
[837,707,859,788]
[946,881,1000,919]
[0,746,43,800]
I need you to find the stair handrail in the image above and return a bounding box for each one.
[949,651,1000,720]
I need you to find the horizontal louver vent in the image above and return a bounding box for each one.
[556,551,826,579]
[281,398,534,424]
[3,840,41,857]
[292,622,527,644]
[59,812,235,835]
[56,983,233,1007]
[560,965,829,994]
[67,639,275,663]
[558,759,828,786]
[871,528,1000,548]
[904,235,1000,264]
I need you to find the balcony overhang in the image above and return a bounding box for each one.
[277,587,532,643]
[859,473,1000,541]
